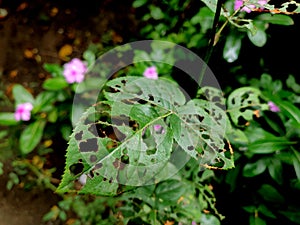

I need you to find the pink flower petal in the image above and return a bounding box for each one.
[143,66,158,80]
[63,58,87,84]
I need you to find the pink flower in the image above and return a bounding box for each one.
[143,66,158,80]
[268,101,280,112]
[234,0,267,13]
[14,102,33,121]
[63,58,87,83]
[154,124,165,134]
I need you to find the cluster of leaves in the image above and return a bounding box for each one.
[217,74,300,224]
[132,0,296,63]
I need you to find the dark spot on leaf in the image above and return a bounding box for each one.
[136,90,143,96]
[79,138,98,152]
[75,131,83,141]
[94,163,103,169]
[115,84,121,88]
[109,177,113,183]
[121,79,127,85]
[84,118,93,125]
[188,146,194,151]
[103,177,107,181]
[69,163,84,176]
[113,158,125,170]
[212,96,221,103]
[90,155,97,163]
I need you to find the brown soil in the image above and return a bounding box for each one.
[0,1,138,224]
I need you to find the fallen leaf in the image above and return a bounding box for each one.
[9,70,18,78]
[16,2,28,11]
[24,49,34,59]
[58,44,73,61]
[50,7,59,17]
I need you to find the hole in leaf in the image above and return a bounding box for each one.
[237,116,248,126]
[197,115,204,122]
[287,3,297,12]
[89,170,94,178]
[241,92,250,100]
[146,149,156,155]
[69,163,84,176]
[121,154,129,164]
[148,94,154,101]
[202,134,210,139]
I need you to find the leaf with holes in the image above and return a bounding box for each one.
[227,87,268,127]
[57,76,232,196]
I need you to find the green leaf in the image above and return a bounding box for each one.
[258,204,276,219]
[247,25,267,47]
[200,214,221,225]
[223,31,242,63]
[0,112,18,125]
[83,50,96,66]
[155,179,186,205]
[132,0,148,8]
[34,91,56,112]
[277,100,300,123]
[19,120,46,155]
[286,75,300,93]
[43,63,63,77]
[292,151,300,180]
[268,158,283,185]
[12,84,34,105]
[243,159,267,177]
[149,5,164,20]
[43,78,68,90]
[57,76,232,196]
[279,210,300,224]
[247,139,291,154]
[227,87,266,126]
[258,184,284,203]
[256,13,294,25]
[249,215,267,225]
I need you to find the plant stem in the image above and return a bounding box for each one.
[198,0,224,86]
